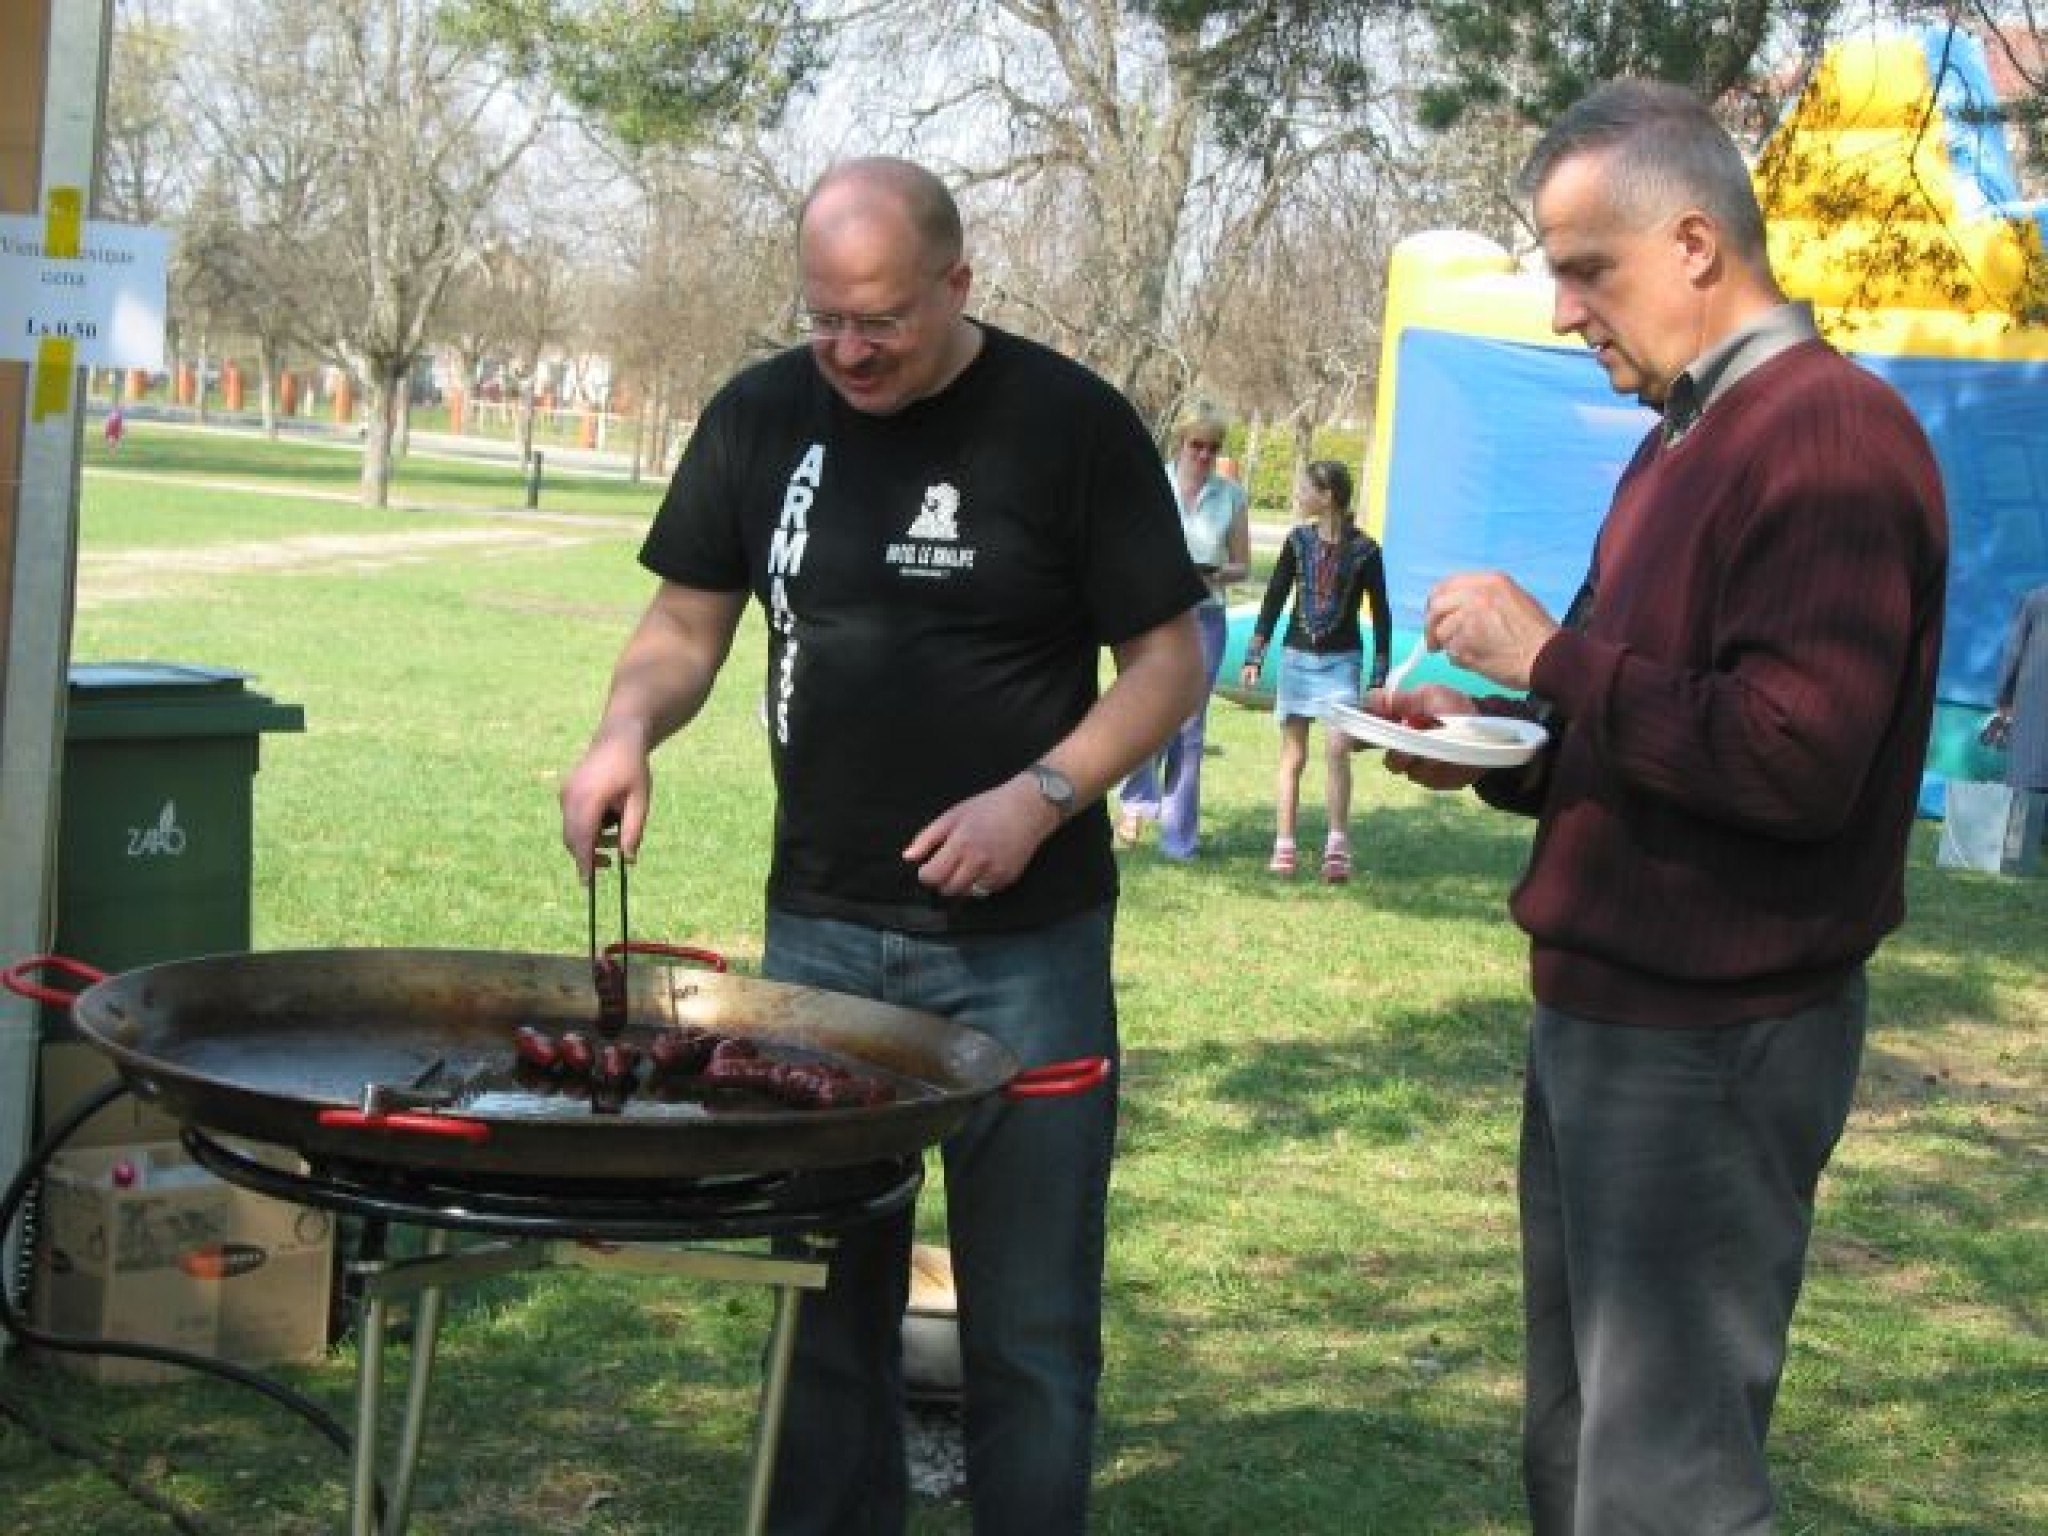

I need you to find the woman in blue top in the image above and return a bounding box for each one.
[1240,460,1391,882]
[1115,403,1250,858]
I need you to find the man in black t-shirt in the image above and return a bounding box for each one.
[562,157,1205,1534]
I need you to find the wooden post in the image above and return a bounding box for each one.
[0,0,116,1345]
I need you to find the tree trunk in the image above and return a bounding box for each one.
[360,362,407,508]
[517,380,538,470]
[257,339,281,438]
[628,399,648,486]
[1291,416,1316,471]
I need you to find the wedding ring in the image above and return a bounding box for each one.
[969,882,992,900]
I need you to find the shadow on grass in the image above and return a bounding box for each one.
[1119,792,1535,912]
[1093,1399,1523,1534]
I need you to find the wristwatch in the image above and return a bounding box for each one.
[1028,761,1077,821]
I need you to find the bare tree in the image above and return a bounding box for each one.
[102,0,195,393]
[582,153,793,480]
[103,1,190,223]
[178,0,354,434]
[820,2,1409,430]
[494,232,579,468]
[302,1,551,505]
[1203,20,1539,486]
[175,0,548,498]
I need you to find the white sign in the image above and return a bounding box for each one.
[0,214,168,369]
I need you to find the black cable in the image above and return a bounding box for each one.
[1,1075,387,1523]
[0,1388,207,1534]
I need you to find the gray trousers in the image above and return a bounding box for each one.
[1519,975,1866,1535]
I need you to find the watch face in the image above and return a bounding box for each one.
[1034,764,1075,809]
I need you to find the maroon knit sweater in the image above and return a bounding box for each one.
[1480,340,1948,1028]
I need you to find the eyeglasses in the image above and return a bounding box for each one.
[1186,439,1222,453]
[793,308,914,344]
[796,263,963,346]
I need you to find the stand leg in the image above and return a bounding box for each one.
[348,1221,391,1536]
[743,1282,805,1536]
[382,1227,451,1534]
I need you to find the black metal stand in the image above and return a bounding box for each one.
[184,1131,919,1536]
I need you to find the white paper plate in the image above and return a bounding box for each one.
[1328,704,1548,767]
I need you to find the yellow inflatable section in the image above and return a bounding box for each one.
[1757,29,2048,317]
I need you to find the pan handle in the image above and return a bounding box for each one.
[1005,1055,1113,1099]
[603,939,729,973]
[1,953,108,1006]
[315,1108,493,1143]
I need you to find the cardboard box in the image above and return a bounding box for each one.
[210,1143,335,1367]
[31,1140,334,1384]
[37,1038,182,1151]
[33,1143,229,1384]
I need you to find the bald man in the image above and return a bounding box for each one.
[561,157,1205,1534]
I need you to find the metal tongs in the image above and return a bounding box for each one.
[589,814,630,1035]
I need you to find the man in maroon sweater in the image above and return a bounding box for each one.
[1378,82,1947,1534]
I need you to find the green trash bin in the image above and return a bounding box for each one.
[49,662,305,1022]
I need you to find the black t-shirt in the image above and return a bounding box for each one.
[640,323,1204,932]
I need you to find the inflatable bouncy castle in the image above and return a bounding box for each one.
[1348,25,2048,795]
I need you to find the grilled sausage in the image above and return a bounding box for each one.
[593,956,629,1036]
[513,1025,562,1072]
[596,1041,641,1084]
[556,1030,596,1077]
[647,1025,717,1076]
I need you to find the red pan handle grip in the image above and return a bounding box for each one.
[316,1108,493,1143]
[1004,1055,1113,1099]
[603,940,728,973]
[1,953,108,1006]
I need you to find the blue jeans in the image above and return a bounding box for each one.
[761,904,1119,1536]
[1520,975,1866,1535]
[1118,600,1226,858]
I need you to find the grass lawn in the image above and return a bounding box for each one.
[2,421,2042,1533]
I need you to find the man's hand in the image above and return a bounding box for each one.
[560,723,653,884]
[903,773,1062,901]
[1424,571,1559,692]
[1367,681,1490,791]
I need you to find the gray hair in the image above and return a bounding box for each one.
[1517,80,1769,263]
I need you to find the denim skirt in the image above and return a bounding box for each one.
[1274,646,1362,723]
